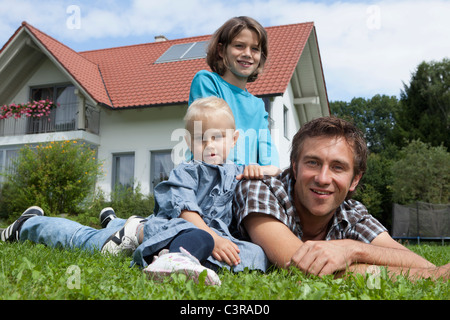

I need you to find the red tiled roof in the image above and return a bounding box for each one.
[15,21,315,109]
[80,35,211,108]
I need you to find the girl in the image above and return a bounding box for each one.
[189,16,279,168]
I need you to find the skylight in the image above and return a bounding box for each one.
[155,41,208,64]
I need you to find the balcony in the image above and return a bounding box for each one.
[0,102,99,136]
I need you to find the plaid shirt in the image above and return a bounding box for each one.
[233,169,387,243]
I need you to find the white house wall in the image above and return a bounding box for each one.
[96,104,187,196]
[8,58,70,105]
[268,83,301,171]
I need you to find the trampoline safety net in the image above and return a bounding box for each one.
[392,202,450,239]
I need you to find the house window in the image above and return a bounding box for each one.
[150,150,174,193]
[5,150,19,173]
[283,105,289,138]
[28,85,78,133]
[0,150,3,184]
[0,149,19,184]
[112,153,135,191]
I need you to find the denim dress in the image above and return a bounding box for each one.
[132,160,269,272]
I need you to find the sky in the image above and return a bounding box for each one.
[0,0,449,102]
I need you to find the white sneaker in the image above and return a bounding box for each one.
[101,215,146,256]
[143,247,221,286]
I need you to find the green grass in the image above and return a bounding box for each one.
[0,240,448,300]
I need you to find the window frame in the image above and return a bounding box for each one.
[112,152,135,192]
[150,150,174,193]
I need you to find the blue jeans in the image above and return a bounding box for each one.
[20,216,122,251]
[19,216,214,262]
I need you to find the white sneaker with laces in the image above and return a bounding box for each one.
[101,215,146,256]
[144,247,221,286]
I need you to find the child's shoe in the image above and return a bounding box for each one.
[144,247,221,286]
[101,215,146,256]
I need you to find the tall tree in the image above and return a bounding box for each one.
[330,95,399,153]
[394,58,450,149]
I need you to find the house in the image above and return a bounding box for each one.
[0,21,329,196]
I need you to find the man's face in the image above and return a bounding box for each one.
[292,136,362,220]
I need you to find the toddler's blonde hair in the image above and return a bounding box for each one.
[184,97,236,132]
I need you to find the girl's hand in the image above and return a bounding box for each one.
[211,236,241,266]
[244,164,265,179]
[236,164,281,180]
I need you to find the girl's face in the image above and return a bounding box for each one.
[220,28,262,88]
[187,115,239,165]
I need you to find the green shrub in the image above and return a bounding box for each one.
[75,185,155,228]
[0,140,103,218]
[391,140,450,204]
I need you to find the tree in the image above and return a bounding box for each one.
[330,95,399,153]
[391,140,450,205]
[354,152,395,230]
[394,58,450,149]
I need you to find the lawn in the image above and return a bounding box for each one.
[0,240,448,302]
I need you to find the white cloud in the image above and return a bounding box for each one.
[255,0,450,100]
[1,0,449,101]
[58,0,234,41]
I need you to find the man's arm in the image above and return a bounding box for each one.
[244,214,356,274]
[345,262,450,281]
[243,213,303,267]
[289,232,435,276]
[244,213,435,276]
[354,231,435,268]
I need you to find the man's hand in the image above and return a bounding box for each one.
[287,240,354,276]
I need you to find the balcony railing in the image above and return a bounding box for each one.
[0,103,99,136]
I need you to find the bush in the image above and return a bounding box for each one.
[0,140,103,218]
[75,185,155,228]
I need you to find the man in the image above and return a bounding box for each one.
[233,117,449,280]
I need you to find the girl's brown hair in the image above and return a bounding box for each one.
[206,16,268,83]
